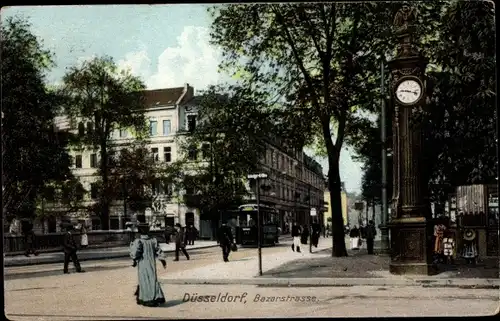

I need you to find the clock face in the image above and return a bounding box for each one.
[396,79,422,104]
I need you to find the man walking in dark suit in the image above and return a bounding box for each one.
[365,220,377,255]
[218,221,234,262]
[62,225,85,274]
[173,223,190,261]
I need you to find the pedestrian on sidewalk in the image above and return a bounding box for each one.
[186,224,196,245]
[433,222,446,263]
[442,230,455,264]
[130,222,167,307]
[300,224,309,245]
[62,224,85,274]
[349,225,361,250]
[311,221,321,247]
[218,221,234,262]
[291,221,302,253]
[365,220,377,254]
[173,223,190,261]
[23,222,39,257]
[164,224,173,244]
[80,224,88,249]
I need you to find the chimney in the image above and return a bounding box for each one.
[184,83,194,101]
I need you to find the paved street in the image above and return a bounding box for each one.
[6,281,499,319]
[4,239,294,280]
[6,236,499,319]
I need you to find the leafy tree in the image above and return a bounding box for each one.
[60,56,148,230]
[104,141,183,216]
[37,177,88,219]
[421,0,496,201]
[178,84,273,223]
[207,3,419,256]
[354,1,495,210]
[1,17,76,222]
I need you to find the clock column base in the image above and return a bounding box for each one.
[388,218,437,276]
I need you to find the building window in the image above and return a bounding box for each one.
[188,146,198,161]
[162,181,172,196]
[201,143,210,160]
[75,155,82,168]
[164,147,171,162]
[110,218,120,230]
[163,120,171,136]
[151,148,159,162]
[78,122,85,136]
[187,115,197,132]
[90,183,99,199]
[150,120,158,136]
[87,122,93,135]
[90,219,100,230]
[152,180,161,195]
[107,150,116,167]
[119,128,127,138]
[75,186,84,201]
[90,154,97,168]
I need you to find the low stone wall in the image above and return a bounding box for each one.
[4,230,166,255]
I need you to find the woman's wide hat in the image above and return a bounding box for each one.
[463,229,476,241]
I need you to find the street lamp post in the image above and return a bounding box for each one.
[248,173,268,276]
[380,59,390,254]
[309,187,312,253]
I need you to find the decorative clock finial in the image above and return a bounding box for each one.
[393,4,417,34]
[393,4,419,57]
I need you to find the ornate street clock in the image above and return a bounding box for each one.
[387,4,436,276]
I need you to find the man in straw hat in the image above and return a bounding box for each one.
[130,221,167,307]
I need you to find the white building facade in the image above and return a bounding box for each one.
[52,84,324,235]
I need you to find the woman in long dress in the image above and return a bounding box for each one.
[80,225,88,248]
[349,226,361,250]
[130,223,167,307]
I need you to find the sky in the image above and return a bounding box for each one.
[2,5,364,193]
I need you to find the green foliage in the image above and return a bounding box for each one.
[421,0,496,200]
[61,56,148,149]
[1,17,76,220]
[37,177,88,218]
[209,3,402,256]
[61,56,149,229]
[177,84,273,219]
[353,1,496,205]
[105,141,184,214]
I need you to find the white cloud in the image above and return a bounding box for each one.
[117,50,152,81]
[117,26,225,92]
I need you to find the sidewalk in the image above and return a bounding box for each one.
[4,241,218,267]
[160,239,333,280]
[159,237,500,288]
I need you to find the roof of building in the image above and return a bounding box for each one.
[143,87,185,107]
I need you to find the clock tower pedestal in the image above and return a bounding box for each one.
[387,5,437,276]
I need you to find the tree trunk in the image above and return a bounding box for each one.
[365,200,370,224]
[328,160,348,257]
[371,200,376,222]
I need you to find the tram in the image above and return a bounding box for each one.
[220,204,279,247]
